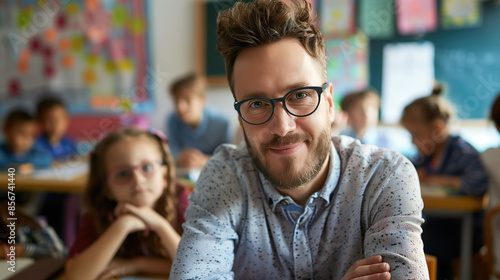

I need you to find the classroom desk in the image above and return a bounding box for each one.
[422,192,487,280]
[0,172,87,194]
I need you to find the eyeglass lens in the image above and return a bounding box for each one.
[239,87,320,125]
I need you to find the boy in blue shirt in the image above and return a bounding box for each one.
[0,109,52,171]
[35,96,77,160]
[167,73,231,168]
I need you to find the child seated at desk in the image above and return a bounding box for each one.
[339,88,392,149]
[166,73,231,169]
[482,93,500,208]
[0,109,52,171]
[34,95,77,161]
[401,89,488,280]
[65,128,189,280]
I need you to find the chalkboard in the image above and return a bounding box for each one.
[369,2,500,120]
[195,0,250,86]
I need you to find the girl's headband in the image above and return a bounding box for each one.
[88,128,169,156]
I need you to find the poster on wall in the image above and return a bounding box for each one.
[381,42,435,124]
[320,0,355,38]
[0,0,153,114]
[441,0,482,29]
[396,0,438,35]
[358,0,395,39]
[325,33,368,106]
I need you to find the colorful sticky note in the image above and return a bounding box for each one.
[8,78,21,96]
[61,54,74,69]
[58,38,70,51]
[112,5,127,27]
[396,0,437,35]
[17,8,33,29]
[118,58,134,71]
[441,0,482,29]
[86,55,99,66]
[358,0,395,38]
[129,16,145,36]
[44,62,56,78]
[56,13,68,29]
[70,36,85,52]
[82,68,97,85]
[66,2,80,15]
[29,37,42,53]
[44,28,57,43]
[320,0,355,38]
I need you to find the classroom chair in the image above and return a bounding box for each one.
[484,205,500,279]
[425,254,437,280]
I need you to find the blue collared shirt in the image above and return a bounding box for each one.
[171,136,428,280]
[166,107,231,158]
[34,134,78,160]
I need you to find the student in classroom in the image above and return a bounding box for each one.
[339,88,392,149]
[482,92,500,208]
[65,127,189,280]
[34,95,78,160]
[401,87,489,279]
[0,109,52,172]
[482,92,500,277]
[34,95,79,247]
[166,73,231,169]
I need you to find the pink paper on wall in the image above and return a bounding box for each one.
[396,0,437,35]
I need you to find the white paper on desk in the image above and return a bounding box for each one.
[0,258,35,280]
[29,161,88,181]
[420,183,449,197]
[381,42,435,124]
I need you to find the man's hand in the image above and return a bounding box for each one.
[177,148,209,168]
[342,255,391,280]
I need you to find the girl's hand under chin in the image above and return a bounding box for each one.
[114,202,168,234]
[114,213,147,233]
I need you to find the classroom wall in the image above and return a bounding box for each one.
[149,0,239,139]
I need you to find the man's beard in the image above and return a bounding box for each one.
[244,127,331,191]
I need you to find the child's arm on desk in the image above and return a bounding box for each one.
[65,215,146,280]
[97,257,172,280]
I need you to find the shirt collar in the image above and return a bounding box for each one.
[260,141,341,212]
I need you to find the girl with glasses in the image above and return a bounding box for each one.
[65,127,190,280]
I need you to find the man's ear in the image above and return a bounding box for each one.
[326,83,335,124]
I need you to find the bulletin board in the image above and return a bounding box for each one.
[369,2,500,120]
[0,0,153,115]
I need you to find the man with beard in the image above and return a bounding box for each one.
[170,0,428,279]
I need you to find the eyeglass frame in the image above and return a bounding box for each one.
[233,83,329,125]
[106,159,165,185]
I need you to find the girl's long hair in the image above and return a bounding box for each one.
[84,127,179,258]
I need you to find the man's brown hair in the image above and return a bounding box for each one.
[216,0,326,98]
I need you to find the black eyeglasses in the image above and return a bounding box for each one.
[234,83,329,125]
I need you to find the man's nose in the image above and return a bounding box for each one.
[268,103,296,137]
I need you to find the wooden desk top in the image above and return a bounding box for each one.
[0,172,87,193]
[422,194,487,212]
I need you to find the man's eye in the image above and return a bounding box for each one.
[249,101,263,109]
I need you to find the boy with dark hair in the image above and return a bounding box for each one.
[35,96,77,160]
[0,109,52,170]
[167,73,230,168]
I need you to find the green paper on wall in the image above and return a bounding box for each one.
[112,5,127,27]
[358,0,395,39]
